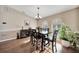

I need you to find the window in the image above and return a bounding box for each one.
[51,18,63,31]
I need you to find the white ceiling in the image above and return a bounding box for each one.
[8,5,79,18]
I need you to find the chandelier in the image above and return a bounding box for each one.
[35,7,42,20]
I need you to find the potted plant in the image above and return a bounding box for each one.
[58,24,75,47]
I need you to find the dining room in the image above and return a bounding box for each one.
[0,5,79,53]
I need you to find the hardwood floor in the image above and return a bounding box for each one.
[0,37,79,53]
[0,37,35,53]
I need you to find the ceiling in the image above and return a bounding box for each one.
[8,5,79,18]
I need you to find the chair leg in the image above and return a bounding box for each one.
[55,43,57,52]
[52,42,54,53]
[52,41,57,53]
[54,40,57,53]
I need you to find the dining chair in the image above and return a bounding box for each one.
[29,29,40,50]
[43,30,58,53]
[30,29,37,46]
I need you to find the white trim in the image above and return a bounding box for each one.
[0,28,30,32]
[0,28,22,32]
[0,37,16,42]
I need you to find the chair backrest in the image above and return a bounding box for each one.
[52,30,59,41]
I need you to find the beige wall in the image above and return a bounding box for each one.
[0,6,37,42]
[38,7,79,32]
[76,8,79,31]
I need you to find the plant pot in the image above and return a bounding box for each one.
[61,40,70,47]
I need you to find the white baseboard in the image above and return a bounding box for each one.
[0,28,21,32]
[0,37,17,42]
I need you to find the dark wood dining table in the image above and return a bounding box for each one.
[30,28,54,52]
